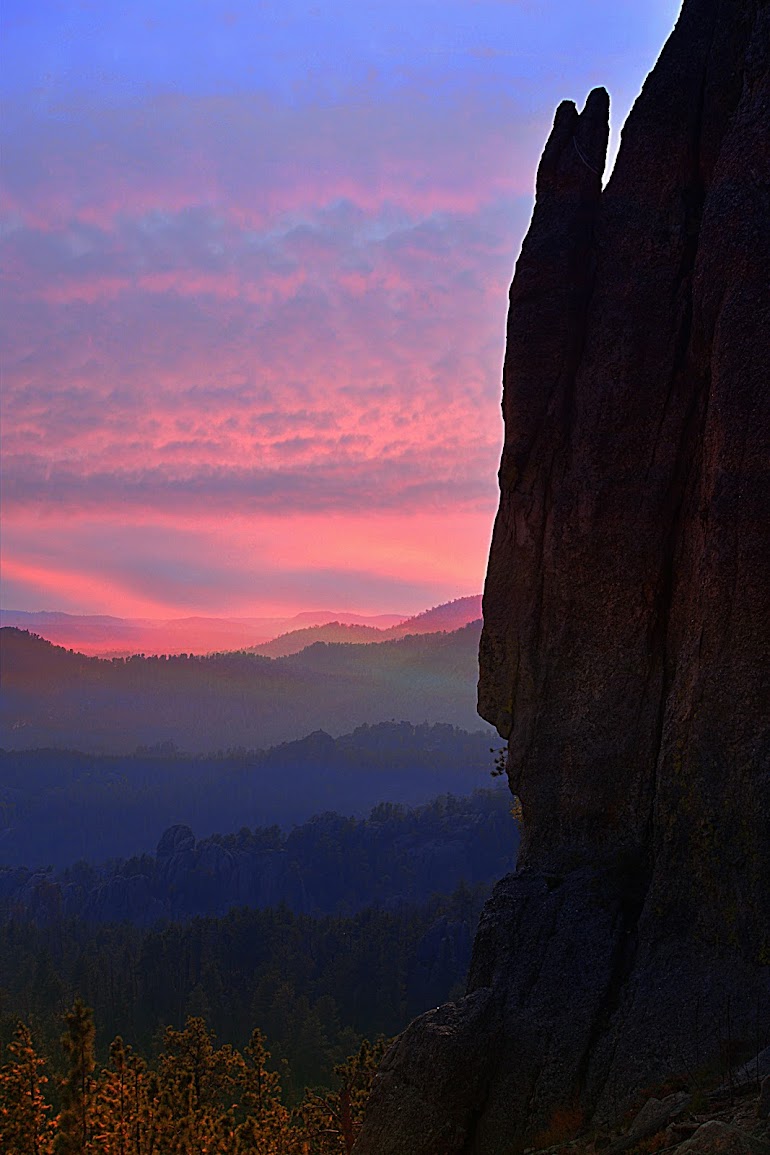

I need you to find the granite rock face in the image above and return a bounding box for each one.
[356,1,769,1151]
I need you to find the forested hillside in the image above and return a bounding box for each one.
[250,596,484,657]
[0,612,508,1141]
[0,883,487,1101]
[0,722,498,866]
[0,623,486,752]
[0,597,481,657]
[0,783,518,1113]
[0,787,518,921]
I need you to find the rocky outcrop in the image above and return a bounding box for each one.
[356,0,769,1151]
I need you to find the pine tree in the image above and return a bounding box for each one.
[0,1021,53,1155]
[295,1037,389,1154]
[91,1036,159,1155]
[55,999,96,1155]
[235,1028,291,1153]
[333,1037,388,1150]
[155,1016,240,1153]
[125,1054,159,1155]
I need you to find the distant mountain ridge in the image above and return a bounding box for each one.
[249,597,484,658]
[0,620,488,754]
[0,721,498,867]
[0,596,481,657]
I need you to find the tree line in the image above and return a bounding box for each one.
[0,727,503,867]
[1,787,518,922]
[0,1004,389,1153]
[1,624,485,753]
[0,883,487,1099]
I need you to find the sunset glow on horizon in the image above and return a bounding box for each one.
[1,1,683,620]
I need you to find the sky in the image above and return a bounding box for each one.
[1,0,682,620]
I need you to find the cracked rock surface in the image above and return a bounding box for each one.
[356,1,769,1151]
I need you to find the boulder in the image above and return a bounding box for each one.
[759,1076,770,1122]
[677,1120,767,1154]
[608,1092,690,1152]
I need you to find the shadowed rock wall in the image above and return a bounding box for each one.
[355,0,769,1150]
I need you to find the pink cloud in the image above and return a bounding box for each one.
[0,0,687,619]
[1,84,529,616]
[2,508,493,619]
[1,191,514,514]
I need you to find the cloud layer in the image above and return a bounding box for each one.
[0,1,682,617]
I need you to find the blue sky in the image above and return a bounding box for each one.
[3,2,681,106]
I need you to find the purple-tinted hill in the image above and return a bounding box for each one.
[0,607,408,657]
[250,596,484,658]
[0,621,488,754]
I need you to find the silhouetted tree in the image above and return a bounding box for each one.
[55,999,96,1154]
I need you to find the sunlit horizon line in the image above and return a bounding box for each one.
[0,586,484,642]
[0,550,483,622]
[1,590,483,626]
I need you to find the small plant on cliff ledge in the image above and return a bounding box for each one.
[490,747,507,777]
[490,748,523,823]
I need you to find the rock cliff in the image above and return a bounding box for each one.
[356,0,769,1151]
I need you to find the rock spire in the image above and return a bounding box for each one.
[355,0,770,1150]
